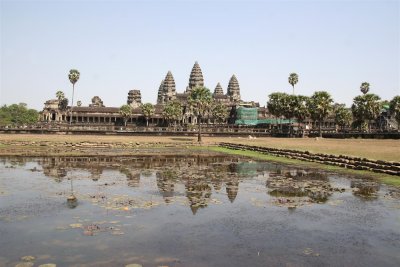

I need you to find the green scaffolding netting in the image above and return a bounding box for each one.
[235,107,296,125]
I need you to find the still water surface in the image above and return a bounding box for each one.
[0,155,399,267]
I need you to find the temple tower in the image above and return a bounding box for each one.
[213,82,224,96]
[227,74,241,101]
[127,90,142,108]
[187,61,204,92]
[162,71,176,103]
[89,96,105,107]
[157,79,165,104]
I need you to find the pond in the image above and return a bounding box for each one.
[0,155,399,267]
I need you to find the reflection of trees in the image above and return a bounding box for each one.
[89,167,103,181]
[156,171,175,203]
[266,170,332,203]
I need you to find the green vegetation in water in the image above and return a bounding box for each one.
[195,146,400,187]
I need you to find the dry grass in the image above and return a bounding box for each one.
[0,134,399,161]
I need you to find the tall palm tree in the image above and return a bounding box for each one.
[119,104,132,127]
[351,94,381,132]
[68,69,80,124]
[188,86,212,142]
[307,91,333,137]
[360,82,370,95]
[288,73,299,95]
[141,103,155,127]
[211,101,229,125]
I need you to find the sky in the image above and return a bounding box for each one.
[1,0,399,110]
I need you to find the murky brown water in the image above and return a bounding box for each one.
[0,155,399,267]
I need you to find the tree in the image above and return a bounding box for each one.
[55,91,68,110]
[68,69,80,123]
[307,91,333,137]
[211,102,229,124]
[119,104,132,127]
[288,73,299,95]
[351,94,381,132]
[267,92,287,132]
[56,90,65,101]
[141,103,155,127]
[360,82,370,95]
[334,104,352,132]
[163,101,182,127]
[280,94,297,136]
[293,95,310,136]
[389,95,400,130]
[0,103,38,126]
[188,86,213,142]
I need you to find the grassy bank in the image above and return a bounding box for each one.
[195,146,400,187]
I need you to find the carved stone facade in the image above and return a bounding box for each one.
[89,96,105,108]
[127,90,142,108]
[186,61,204,93]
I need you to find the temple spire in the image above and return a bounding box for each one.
[187,61,204,92]
[227,74,241,101]
[213,82,224,96]
[162,71,176,103]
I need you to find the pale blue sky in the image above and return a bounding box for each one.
[1,0,399,110]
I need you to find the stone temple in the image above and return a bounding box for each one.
[40,61,262,126]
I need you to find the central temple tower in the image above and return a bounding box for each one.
[186,61,204,92]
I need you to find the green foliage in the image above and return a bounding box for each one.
[307,91,333,136]
[351,94,382,131]
[267,92,287,120]
[334,104,352,131]
[211,102,229,123]
[68,69,80,85]
[360,82,370,95]
[293,95,310,123]
[188,86,213,119]
[163,101,182,126]
[56,91,65,100]
[188,86,213,142]
[141,103,155,126]
[119,104,132,126]
[389,95,400,128]
[0,103,39,126]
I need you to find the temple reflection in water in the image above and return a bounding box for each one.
[1,155,371,214]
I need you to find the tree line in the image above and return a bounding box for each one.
[267,74,400,137]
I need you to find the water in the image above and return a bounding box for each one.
[0,155,399,267]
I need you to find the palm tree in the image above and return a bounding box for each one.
[288,73,299,95]
[141,103,155,127]
[281,94,296,136]
[267,92,287,133]
[163,101,182,127]
[389,96,400,130]
[351,94,381,132]
[188,86,213,142]
[360,82,370,95]
[307,91,333,137]
[68,69,80,124]
[56,90,65,101]
[119,104,132,127]
[334,104,352,132]
[293,95,310,137]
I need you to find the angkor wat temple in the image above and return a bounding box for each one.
[40,61,265,126]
